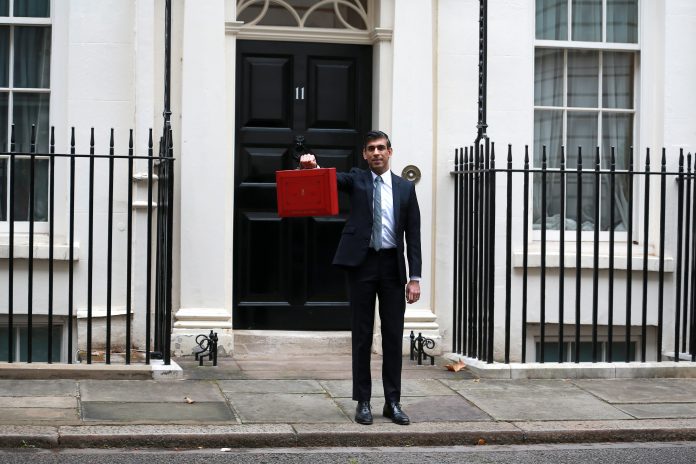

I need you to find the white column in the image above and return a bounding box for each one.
[174,0,233,352]
[372,0,440,355]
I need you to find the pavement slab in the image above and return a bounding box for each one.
[319,378,456,398]
[444,379,632,421]
[399,395,492,422]
[319,379,383,398]
[79,380,224,402]
[0,408,80,424]
[614,403,696,419]
[219,379,325,394]
[333,395,491,423]
[0,397,77,408]
[223,370,353,380]
[228,393,350,424]
[80,402,235,423]
[573,378,696,403]
[177,360,242,380]
[0,380,77,397]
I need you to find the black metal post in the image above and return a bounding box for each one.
[657,149,667,361]
[7,126,15,363]
[522,147,530,363]
[683,152,691,354]
[460,148,467,355]
[641,149,650,362]
[540,146,547,362]
[106,129,114,364]
[28,125,36,362]
[475,0,488,145]
[504,145,512,363]
[675,152,685,361]
[626,148,634,362]
[146,130,153,364]
[487,143,496,364]
[87,128,95,364]
[608,147,616,362]
[575,147,582,363]
[48,127,55,363]
[559,146,566,363]
[592,147,600,363]
[68,128,75,363]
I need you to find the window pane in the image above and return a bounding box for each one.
[535,342,562,362]
[305,4,367,29]
[12,92,49,222]
[0,326,8,360]
[569,342,596,362]
[13,157,48,221]
[19,326,61,362]
[12,92,49,152]
[572,0,601,42]
[533,110,563,230]
[607,0,638,43]
[567,112,598,230]
[0,0,7,16]
[0,27,8,87]
[0,92,7,150]
[535,49,564,106]
[601,113,632,231]
[568,50,598,107]
[603,52,634,109]
[13,26,51,89]
[610,341,636,362]
[13,0,49,18]
[536,0,568,40]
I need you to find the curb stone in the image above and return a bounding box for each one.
[3,421,696,449]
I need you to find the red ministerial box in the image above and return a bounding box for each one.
[276,167,339,217]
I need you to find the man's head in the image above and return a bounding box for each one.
[362,130,392,175]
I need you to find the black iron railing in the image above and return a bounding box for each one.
[1,125,174,365]
[452,140,696,364]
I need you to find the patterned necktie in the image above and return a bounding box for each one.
[371,176,383,251]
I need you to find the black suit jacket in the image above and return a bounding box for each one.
[332,168,422,285]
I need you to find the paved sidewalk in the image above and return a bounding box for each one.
[2,355,696,448]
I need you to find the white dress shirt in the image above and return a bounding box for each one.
[372,171,396,249]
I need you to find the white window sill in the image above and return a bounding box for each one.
[513,242,674,272]
[0,241,80,261]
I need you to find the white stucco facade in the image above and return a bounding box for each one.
[2,0,695,364]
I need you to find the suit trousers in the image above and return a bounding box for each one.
[349,248,406,403]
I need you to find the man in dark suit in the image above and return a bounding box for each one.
[300,130,421,426]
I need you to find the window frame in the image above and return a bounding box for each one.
[0,3,52,234]
[533,0,641,242]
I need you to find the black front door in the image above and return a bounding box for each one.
[233,40,372,330]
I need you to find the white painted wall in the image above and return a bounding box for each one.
[390,0,435,316]
[3,0,696,363]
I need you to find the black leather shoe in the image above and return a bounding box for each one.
[383,401,410,425]
[355,401,373,425]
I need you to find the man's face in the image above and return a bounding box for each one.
[362,137,392,175]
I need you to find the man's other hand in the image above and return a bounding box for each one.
[299,154,318,169]
[406,280,420,304]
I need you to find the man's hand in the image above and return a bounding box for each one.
[406,280,420,304]
[299,153,318,169]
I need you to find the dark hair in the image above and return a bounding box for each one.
[363,130,391,149]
